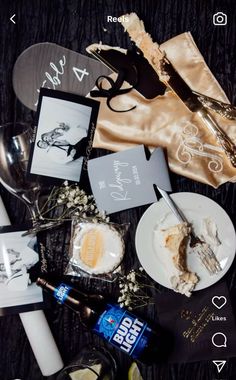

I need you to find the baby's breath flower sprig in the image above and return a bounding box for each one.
[39,181,109,223]
[117,267,157,311]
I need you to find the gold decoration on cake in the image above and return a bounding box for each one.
[80,229,104,269]
[72,222,125,275]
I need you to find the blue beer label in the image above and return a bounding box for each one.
[54,283,72,304]
[93,304,152,358]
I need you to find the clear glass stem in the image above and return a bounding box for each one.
[27,202,42,225]
[21,193,44,225]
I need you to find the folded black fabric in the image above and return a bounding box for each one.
[155,281,236,363]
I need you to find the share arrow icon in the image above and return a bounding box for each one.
[213,360,226,373]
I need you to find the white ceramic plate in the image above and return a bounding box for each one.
[135,192,236,291]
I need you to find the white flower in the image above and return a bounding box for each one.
[120,303,124,308]
[128,283,134,291]
[125,300,130,306]
[40,182,109,229]
[70,190,76,197]
[131,272,136,282]
[83,196,88,204]
[98,210,105,218]
[133,285,139,292]
[139,267,144,272]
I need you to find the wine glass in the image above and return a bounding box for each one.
[0,122,43,223]
[0,121,65,236]
[57,345,117,380]
[0,122,65,234]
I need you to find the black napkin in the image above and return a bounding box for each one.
[155,281,236,363]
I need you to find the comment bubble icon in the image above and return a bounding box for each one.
[212,332,227,348]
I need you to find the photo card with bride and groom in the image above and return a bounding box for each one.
[27,88,99,184]
[0,225,44,315]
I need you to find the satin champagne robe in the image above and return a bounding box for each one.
[90,32,236,188]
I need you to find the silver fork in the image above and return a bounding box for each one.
[157,188,222,275]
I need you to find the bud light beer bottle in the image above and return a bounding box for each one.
[37,278,171,364]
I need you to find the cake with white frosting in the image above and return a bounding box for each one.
[71,222,125,275]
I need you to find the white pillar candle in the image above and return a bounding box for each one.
[20,310,64,376]
[0,195,64,376]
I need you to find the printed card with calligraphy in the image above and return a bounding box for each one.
[88,145,172,214]
[12,42,111,110]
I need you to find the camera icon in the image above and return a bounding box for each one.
[213,12,227,26]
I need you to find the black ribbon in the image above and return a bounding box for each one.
[90,66,138,113]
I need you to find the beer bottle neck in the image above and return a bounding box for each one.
[36,278,106,324]
[37,278,86,307]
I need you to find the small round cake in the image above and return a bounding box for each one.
[72,223,125,275]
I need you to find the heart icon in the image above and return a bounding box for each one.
[212,296,227,310]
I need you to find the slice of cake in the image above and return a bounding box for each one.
[163,222,190,272]
[170,272,199,298]
[162,222,199,297]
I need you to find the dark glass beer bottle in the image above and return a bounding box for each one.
[36,277,170,364]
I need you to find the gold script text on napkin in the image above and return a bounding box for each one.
[181,306,215,343]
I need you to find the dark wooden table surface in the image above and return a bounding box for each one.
[0,1,236,379]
